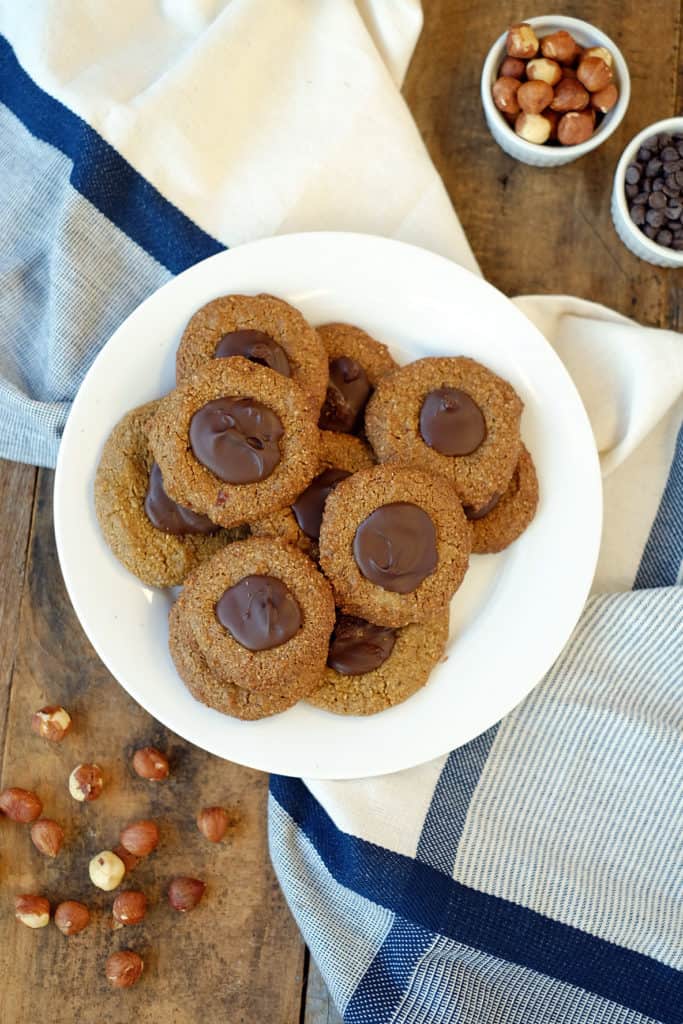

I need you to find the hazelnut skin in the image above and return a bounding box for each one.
[15,894,50,929]
[514,112,552,145]
[591,83,618,113]
[119,819,159,858]
[584,45,613,68]
[506,23,539,60]
[54,901,90,936]
[550,78,590,113]
[499,56,526,79]
[168,876,206,912]
[492,76,521,115]
[106,951,144,989]
[132,747,169,781]
[517,80,553,115]
[0,787,43,822]
[558,110,595,146]
[526,58,562,86]
[30,818,65,857]
[577,56,612,93]
[561,67,578,79]
[544,109,560,142]
[197,806,232,843]
[68,763,104,802]
[112,891,147,926]
[31,705,72,742]
[540,30,579,64]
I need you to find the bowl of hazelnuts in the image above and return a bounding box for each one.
[481,15,630,166]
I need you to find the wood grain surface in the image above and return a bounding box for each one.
[0,3,680,1023]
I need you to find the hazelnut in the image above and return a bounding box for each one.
[540,29,579,64]
[114,843,141,873]
[506,23,538,60]
[560,66,577,79]
[89,850,126,891]
[517,80,553,115]
[30,818,64,857]
[544,108,560,142]
[0,787,43,822]
[106,950,144,989]
[31,705,72,742]
[15,894,50,929]
[54,900,90,936]
[69,763,104,802]
[591,83,618,113]
[492,76,521,115]
[119,819,159,858]
[577,56,612,93]
[557,110,595,146]
[113,891,147,926]
[584,45,613,69]
[526,58,562,86]
[499,56,526,80]
[168,876,205,913]
[550,78,590,112]
[514,112,552,145]
[132,747,169,781]
[197,806,232,843]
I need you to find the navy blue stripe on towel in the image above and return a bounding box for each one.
[635,423,683,589]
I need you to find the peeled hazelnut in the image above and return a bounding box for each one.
[114,843,141,873]
[113,891,147,926]
[499,56,526,79]
[591,83,618,113]
[492,76,520,115]
[197,806,232,843]
[69,763,104,802]
[584,45,613,69]
[558,110,595,146]
[106,950,144,989]
[526,58,562,86]
[517,80,553,115]
[168,876,205,913]
[54,900,90,936]
[30,818,64,857]
[540,29,579,64]
[506,23,538,60]
[514,112,552,145]
[31,705,72,742]
[0,787,43,822]
[15,894,50,929]
[550,78,590,112]
[577,56,612,93]
[89,850,126,891]
[119,819,159,858]
[132,747,169,781]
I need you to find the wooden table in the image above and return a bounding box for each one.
[1,3,680,1021]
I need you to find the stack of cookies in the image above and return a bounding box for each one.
[95,294,538,720]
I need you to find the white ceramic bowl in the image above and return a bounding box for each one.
[481,15,630,167]
[611,117,683,268]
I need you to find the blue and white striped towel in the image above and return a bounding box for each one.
[0,4,681,1021]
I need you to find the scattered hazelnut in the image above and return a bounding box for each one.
[31,705,72,742]
[168,876,205,913]
[584,45,613,69]
[89,850,126,891]
[0,787,43,823]
[577,56,612,93]
[197,806,232,843]
[69,763,104,802]
[591,83,618,113]
[132,747,169,781]
[492,76,521,115]
[558,110,595,146]
[550,78,590,113]
[119,819,159,858]
[517,80,553,115]
[114,843,141,873]
[540,29,579,64]
[113,891,147,926]
[514,112,552,145]
[30,818,65,858]
[54,901,90,936]
[506,23,538,60]
[106,950,144,989]
[525,58,562,87]
[499,56,526,79]
[15,894,50,929]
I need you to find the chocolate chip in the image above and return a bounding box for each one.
[625,183,639,198]
[652,178,665,192]
[637,147,652,162]
[644,225,658,239]
[656,229,673,247]
[629,205,646,226]
[646,209,665,229]
[664,205,682,221]
[661,146,679,162]
[632,192,648,205]
[649,191,667,209]
[646,158,662,177]
[625,163,641,185]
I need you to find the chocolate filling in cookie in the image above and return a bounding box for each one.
[144,462,218,536]
[464,492,501,520]
[189,397,284,484]
[419,388,487,456]
[291,468,351,540]
[319,357,371,433]
[214,330,291,377]
[215,574,302,651]
[327,615,396,675]
[353,502,438,594]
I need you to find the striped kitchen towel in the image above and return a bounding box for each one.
[0,4,681,1022]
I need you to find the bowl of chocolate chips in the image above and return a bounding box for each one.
[611,117,683,267]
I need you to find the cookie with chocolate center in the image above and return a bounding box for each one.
[468,443,539,553]
[317,323,398,434]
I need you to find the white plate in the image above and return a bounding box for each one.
[54,233,601,780]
